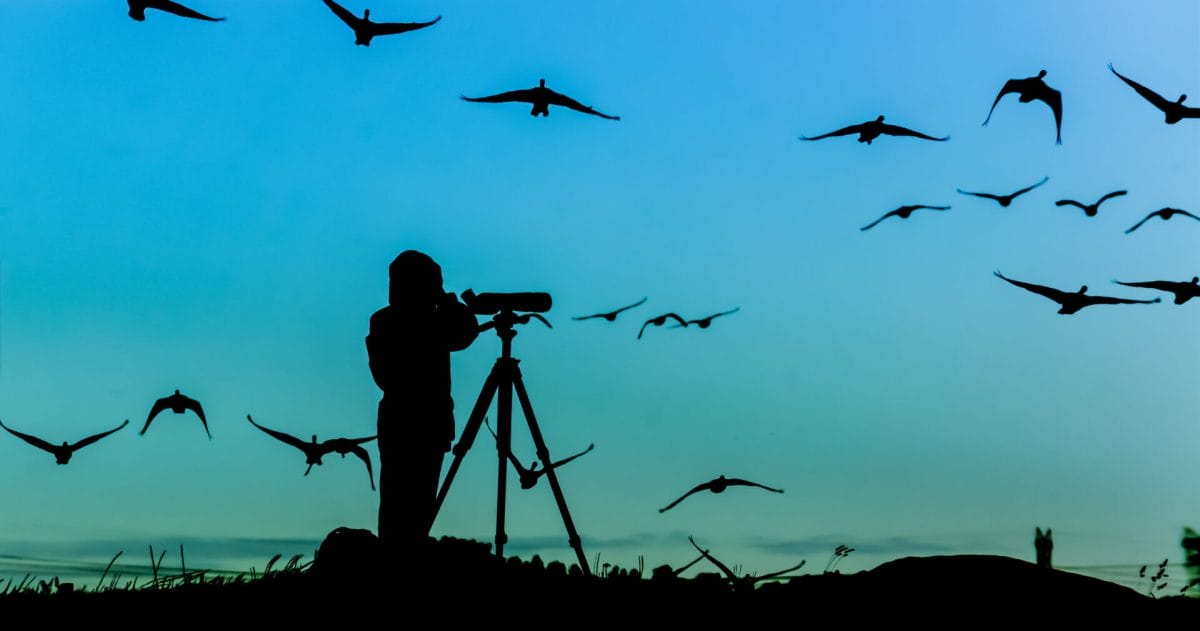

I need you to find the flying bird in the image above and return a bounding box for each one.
[140,390,209,439]
[672,308,741,329]
[1055,190,1127,217]
[127,0,224,22]
[484,418,593,490]
[957,176,1049,207]
[993,271,1161,314]
[982,70,1063,144]
[1112,277,1200,305]
[1109,64,1200,124]
[0,419,128,465]
[800,116,948,144]
[658,475,783,513]
[572,297,647,322]
[461,79,619,120]
[321,0,441,46]
[688,536,806,589]
[1125,208,1200,234]
[246,415,377,490]
[637,313,688,339]
[860,205,951,231]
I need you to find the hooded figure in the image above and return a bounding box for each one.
[367,250,479,547]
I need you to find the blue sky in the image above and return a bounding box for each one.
[0,0,1197,584]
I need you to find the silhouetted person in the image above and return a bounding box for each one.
[127,0,224,22]
[860,205,951,231]
[993,270,1161,314]
[800,115,949,144]
[957,176,1048,207]
[983,70,1063,144]
[1035,527,1053,569]
[671,307,741,329]
[461,79,620,120]
[572,297,647,322]
[1055,190,1127,217]
[0,419,128,464]
[1109,64,1200,124]
[1125,207,1200,234]
[367,250,479,547]
[246,415,378,490]
[140,389,209,438]
[659,474,783,513]
[1113,277,1200,304]
[321,0,441,47]
[483,418,594,489]
[637,312,687,339]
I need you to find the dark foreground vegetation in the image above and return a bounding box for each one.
[1,530,1196,623]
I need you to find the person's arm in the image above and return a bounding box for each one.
[366,309,391,392]
[439,292,480,352]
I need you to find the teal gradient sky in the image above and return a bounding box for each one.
[0,0,1197,583]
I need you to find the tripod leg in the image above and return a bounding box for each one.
[494,358,515,559]
[511,368,591,576]
[431,363,501,529]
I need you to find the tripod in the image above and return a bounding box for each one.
[430,308,590,575]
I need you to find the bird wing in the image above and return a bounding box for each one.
[993,271,1070,304]
[546,443,594,470]
[370,15,442,36]
[983,79,1020,125]
[140,397,171,435]
[1097,190,1128,204]
[1112,279,1177,293]
[878,123,948,141]
[181,394,210,438]
[1055,199,1085,209]
[664,313,688,327]
[957,189,1001,202]
[725,478,784,493]
[799,123,863,141]
[70,420,130,451]
[484,417,532,476]
[1109,64,1173,112]
[688,536,738,581]
[755,559,808,582]
[860,212,894,231]
[321,0,360,28]
[1039,87,1063,144]
[541,89,620,120]
[1011,176,1049,198]
[344,444,376,491]
[1082,294,1161,307]
[637,320,651,339]
[1176,210,1200,222]
[613,297,648,315]
[1125,212,1156,234]
[246,415,309,451]
[147,0,224,21]
[460,88,539,104]
[912,205,951,211]
[571,313,605,321]
[658,480,713,513]
[0,419,57,453]
[692,307,740,323]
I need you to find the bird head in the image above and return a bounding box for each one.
[1178,94,1188,105]
[1037,69,1047,79]
[539,79,546,87]
[875,115,885,122]
[1077,285,1088,294]
[1190,276,1198,284]
[363,8,371,19]
[311,435,319,444]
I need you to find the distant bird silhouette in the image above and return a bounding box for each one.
[687,536,806,591]
[800,116,948,144]
[461,79,619,120]
[1055,190,1127,217]
[1113,277,1200,305]
[658,475,783,513]
[127,0,224,22]
[994,271,1161,314]
[957,176,1048,207]
[140,390,209,439]
[860,205,951,231]
[983,70,1063,144]
[572,297,647,322]
[1125,208,1200,234]
[246,415,377,490]
[1109,64,1200,124]
[321,0,440,46]
[637,313,687,339]
[0,419,128,465]
[484,418,593,490]
[671,308,741,329]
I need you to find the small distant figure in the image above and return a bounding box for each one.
[1055,190,1127,217]
[140,389,209,438]
[671,307,741,329]
[659,474,783,513]
[957,176,1049,207]
[127,0,224,22]
[1112,277,1200,305]
[860,205,951,231]
[993,270,1161,314]
[0,419,128,465]
[800,115,949,144]
[247,415,377,490]
[637,312,687,339]
[1125,208,1200,234]
[983,69,1063,144]
[320,0,441,47]
[484,418,593,490]
[1035,527,1053,569]
[1109,64,1199,125]
[572,297,647,322]
[461,79,620,120]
